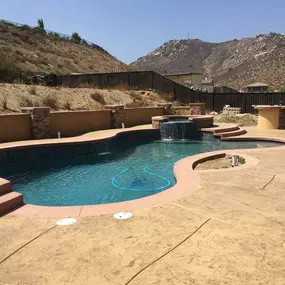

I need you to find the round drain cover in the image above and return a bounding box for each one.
[56,218,77,226]
[113,212,132,220]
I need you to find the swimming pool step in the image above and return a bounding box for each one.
[0,192,23,215]
[219,128,247,138]
[213,126,240,134]
[0,178,12,196]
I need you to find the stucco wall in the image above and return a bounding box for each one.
[166,74,202,86]
[124,107,165,127]
[0,114,31,143]
[50,110,112,137]
[191,74,202,85]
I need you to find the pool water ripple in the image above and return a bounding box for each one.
[0,137,282,206]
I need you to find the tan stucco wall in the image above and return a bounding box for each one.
[124,107,165,127]
[191,74,202,85]
[50,110,112,137]
[0,114,31,143]
[166,74,202,86]
[257,108,280,129]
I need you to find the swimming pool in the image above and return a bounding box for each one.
[0,134,282,206]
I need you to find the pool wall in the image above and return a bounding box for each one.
[1,124,285,217]
[0,129,160,164]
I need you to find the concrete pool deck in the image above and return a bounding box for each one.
[1,125,285,284]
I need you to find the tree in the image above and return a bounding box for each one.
[37,18,46,34]
[71,32,82,44]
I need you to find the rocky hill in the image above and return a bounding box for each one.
[132,33,285,91]
[0,21,129,75]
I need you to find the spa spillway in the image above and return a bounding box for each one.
[159,118,202,140]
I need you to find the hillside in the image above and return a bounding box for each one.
[132,33,285,90]
[0,21,129,74]
[0,83,169,114]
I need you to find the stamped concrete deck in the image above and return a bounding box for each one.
[1,126,285,284]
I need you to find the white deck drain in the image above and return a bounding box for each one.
[56,218,77,226]
[113,212,132,220]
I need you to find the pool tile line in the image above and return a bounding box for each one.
[7,150,260,217]
[2,124,285,217]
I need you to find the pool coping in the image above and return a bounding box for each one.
[3,125,285,217]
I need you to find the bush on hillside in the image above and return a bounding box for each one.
[90,92,106,105]
[37,18,46,35]
[42,95,58,110]
[71,32,82,44]
[0,53,21,83]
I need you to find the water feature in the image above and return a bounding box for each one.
[159,117,202,140]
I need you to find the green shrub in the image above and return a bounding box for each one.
[238,156,246,164]
[71,32,81,44]
[37,18,46,35]
[20,24,32,32]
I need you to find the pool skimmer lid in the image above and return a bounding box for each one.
[113,212,132,220]
[56,218,77,226]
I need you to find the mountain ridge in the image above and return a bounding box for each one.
[131,33,285,91]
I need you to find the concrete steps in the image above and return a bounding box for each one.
[0,178,23,215]
[0,178,12,195]
[214,125,240,134]
[214,126,247,138]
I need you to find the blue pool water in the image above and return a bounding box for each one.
[0,135,282,206]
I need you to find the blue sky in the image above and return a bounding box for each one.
[1,0,284,64]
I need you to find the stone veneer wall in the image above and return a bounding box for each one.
[189,103,206,115]
[104,105,125,129]
[21,107,51,139]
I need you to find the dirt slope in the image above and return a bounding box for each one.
[0,83,169,113]
[0,21,129,74]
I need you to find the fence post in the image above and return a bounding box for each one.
[128,72,131,89]
[244,93,247,113]
[151,72,154,90]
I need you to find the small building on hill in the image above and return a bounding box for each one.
[245,82,269,93]
[201,78,214,93]
[164,72,202,86]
